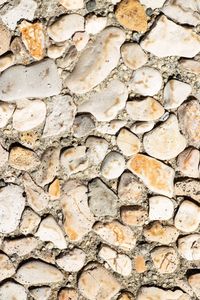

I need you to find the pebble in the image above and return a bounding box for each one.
[78,263,121,300]
[0,24,11,56]
[47,14,84,42]
[163,79,191,109]
[126,97,164,121]
[0,281,27,300]
[141,15,200,58]
[97,120,127,135]
[175,179,200,203]
[9,145,40,171]
[188,274,200,298]
[0,101,15,128]
[143,114,187,160]
[99,245,132,276]
[130,121,154,134]
[0,143,8,168]
[85,14,107,34]
[118,292,134,300]
[86,0,96,11]
[0,184,25,234]
[66,27,125,94]
[134,256,147,273]
[115,0,148,32]
[73,31,89,51]
[58,288,78,300]
[151,246,178,273]
[177,147,200,178]
[11,36,31,65]
[140,0,166,9]
[48,178,61,200]
[36,215,67,249]
[0,253,15,281]
[117,128,140,156]
[47,43,67,59]
[121,205,148,226]
[30,287,51,300]
[148,196,174,221]
[2,236,38,256]
[174,200,200,233]
[73,114,95,138]
[60,146,88,175]
[59,0,84,9]
[20,208,41,235]
[137,287,190,300]
[127,154,175,197]
[179,58,200,74]
[86,136,108,165]
[130,67,163,96]
[178,234,200,261]
[101,151,125,179]
[56,248,86,272]
[121,43,147,70]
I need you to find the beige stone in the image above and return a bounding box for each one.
[163,80,191,109]
[30,287,51,300]
[56,248,85,272]
[121,205,148,226]
[0,23,11,56]
[179,59,200,74]
[60,146,88,175]
[20,208,41,235]
[59,0,84,9]
[149,196,174,221]
[121,43,147,70]
[47,43,67,59]
[188,273,200,298]
[0,281,27,300]
[73,31,89,51]
[118,292,135,300]
[101,151,125,179]
[0,253,15,281]
[48,178,61,200]
[85,15,107,34]
[3,237,38,256]
[9,145,40,171]
[131,121,154,134]
[86,137,108,165]
[0,53,15,73]
[140,0,166,9]
[137,286,190,300]
[175,179,200,203]
[0,101,15,128]
[134,255,147,273]
[151,246,178,273]
[58,288,78,300]
[117,128,140,156]
[177,147,200,178]
[178,234,200,261]
[97,119,127,135]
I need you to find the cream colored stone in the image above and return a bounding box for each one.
[30,287,51,300]
[177,147,200,178]
[178,234,200,261]
[97,119,127,135]
[188,274,200,298]
[3,237,38,256]
[59,0,84,9]
[20,208,41,235]
[131,121,154,134]
[117,128,140,156]
[58,288,78,300]
[0,101,15,128]
[48,178,61,200]
[60,146,88,175]
[47,43,67,59]
[0,53,15,73]
[86,137,108,165]
[0,23,11,56]
[0,281,27,300]
[56,248,86,272]
[163,80,191,109]
[151,246,178,273]
[179,59,200,74]
[121,205,148,226]
[149,196,174,221]
[118,292,134,300]
[73,31,89,51]
[85,15,107,34]
[134,256,147,274]
[0,253,15,281]
[9,146,40,171]
[101,151,125,179]
[137,287,190,300]
[175,179,200,204]
[121,43,147,70]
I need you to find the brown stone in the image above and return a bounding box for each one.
[48,178,61,200]
[134,255,147,273]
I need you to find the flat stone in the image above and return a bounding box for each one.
[121,43,147,70]
[149,196,174,221]
[177,147,200,178]
[66,27,125,94]
[127,154,175,197]
[121,205,148,226]
[78,80,128,121]
[137,287,190,300]
[0,143,8,168]
[143,114,187,160]
[56,248,86,272]
[0,281,27,300]
[131,121,154,134]
[58,288,78,300]
[0,59,61,101]
[0,23,11,56]
[97,119,127,135]
[3,237,38,256]
[60,146,88,175]
[178,234,200,260]
[130,67,163,96]
[151,246,178,273]
[117,128,141,156]
[78,263,121,300]
[48,178,61,200]
[0,102,15,128]
[163,79,191,109]
[0,184,25,234]
[59,0,84,9]
[86,137,108,165]
[85,14,107,34]
[20,208,41,235]
[188,274,200,298]
[179,59,200,74]
[175,179,200,203]
[30,287,51,300]
[101,151,125,179]
[73,114,95,138]
[0,253,15,281]
[141,15,200,58]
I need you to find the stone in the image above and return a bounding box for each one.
[47,43,68,59]
[177,147,200,178]
[0,253,15,281]
[88,178,118,217]
[97,119,127,135]
[99,245,132,276]
[56,248,86,272]
[43,95,76,138]
[121,205,148,226]
[127,154,175,197]
[36,215,67,249]
[163,80,191,109]
[178,234,200,261]
[151,246,178,273]
[141,15,200,58]
[115,0,148,32]
[0,143,8,168]
[15,260,64,285]
[13,99,46,132]
[20,208,41,235]
[121,43,147,70]
[175,179,200,203]
[178,100,200,147]
[144,221,179,245]
[0,184,25,234]
[140,0,166,9]
[101,151,125,179]
[48,178,61,200]
[11,36,31,65]
[59,0,84,9]
[30,287,51,300]
[2,0,37,30]
[117,128,140,156]
[0,53,15,73]
[162,0,200,26]
[61,181,95,241]
[60,146,88,175]
[9,146,40,171]
[188,274,200,298]
[174,200,200,233]
[149,196,174,221]
[0,102,15,128]
[2,237,38,257]
[66,27,125,94]
[130,67,163,96]
[73,114,95,138]
[134,256,147,273]
[93,220,136,251]
[73,32,89,51]
[137,287,190,300]
[126,97,164,121]
[0,281,27,300]
[78,263,121,300]
[86,137,108,165]
[86,0,96,11]
[179,59,200,74]
[131,121,154,134]
[0,59,61,101]
[47,14,84,42]
[78,80,128,121]
[118,292,135,300]
[85,15,107,34]
[143,114,187,160]
[58,288,78,300]
[0,23,11,56]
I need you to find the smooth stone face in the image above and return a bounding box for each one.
[66,27,125,94]
[143,114,187,160]
[9,146,40,171]
[149,196,174,221]
[177,147,200,178]
[48,178,61,200]
[0,102,15,128]
[179,58,200,74]
[0,53,15,73]
[178,234,200,261]
[20,208,41,235]
[101,151,125,179]
[121,205,148,226]
[117,128,141,156]
[127,154,175,197]
[78,80,128,121]
[73,31,89,51]
[60,146,88,175]
[30,287,51,300]
[0,253,15,281]
[151,246,178,273]
[137,287,190,300]
[73,114,95,138]
[188,274,200,298]
[140,0,166,9]
[86,137,108,165]
[163,80,191,109]
[0,281,27,300]
[121,43,147,70]
[59,0,84,9]
[97,119,127,135]
[47,43,68,59]
[141,15,200,57]
[131,121,154,134]
[0,59,62,101]
[3,237,38,257]
[130,67,163,96]
[85,15,107,34]
[0,23,11,56]
[56,248,86,272]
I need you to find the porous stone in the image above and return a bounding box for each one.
[121,43,147,70]
[121,205,148,226]
[0,102,15,128]
[0,253,15,281]
[163,80,191,109]
[131,121,154,134]
[188,274,200,298]
[2,237,38,256]
[85,14,107,34]
[58,288,78,300]
[178,234,200,261]
[117,128,140,156]
[20,208,41,235]
[137,287,190,300]
[175,179,200,203]
[151,246,178,273]
[101,151,125,179]
[177,147,200,178]
[60,146,88,175]
[9,146,40,171]
[30,287,51,300]
[73,114,95,138]
[149,196,174,221]
[59,0,84,9]
[86,137,108,165]
[0,281,27,300]
[56,248,86,272]
[0,23,11,56]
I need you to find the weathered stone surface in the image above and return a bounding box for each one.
[178,234,200,261]
[59,0,84,9]
[85,14,107,34]
[117,128,140,156]
[151,246,178,273]
[0,23,11,56]
[179,59,200,74]
[73,33,88,50]
[30,287,51,300]
[188,273,200,298]
[0,253,15,281]
[48,178,61,200]
[97,119,127,135]
[163,80,191,109]
[3,237,38,257]
[9,146,40,171]
[118,292,135,300]
[66,27,125,94]
[149,196,174,220]
[20,208,41,235]
[137,287,190,300]
[140,0,166,9]
[58,288,78,300]
[121,205,148,226]
[60,146,88,175]
[73,114,95,138]
[101,151,125,179]
[0,102,15,128]
[86,137,108,165]
[121,43,147,70]
[175,179,200,203]
[0,281,27,300]
[47,43,68,59]
[56,248,86,272]
[177,147,200,178]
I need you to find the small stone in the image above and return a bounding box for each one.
[30,287,51,300]
[9,146,40,171]
[140,0,166,9]
[2,237,38,256]
[149,196,174,221]
[0,53,15,73]
[0,101,14,128]
[78,263,121,300]
[59,0,84,9]
[188,274,200,298]
[126,97,164,121]
[177,147,200,178]
[163,80,191,109]
[141,15,200,58]
[93,220,136,251]
[121,205,148,226]
[73,31,89,51]
[85,15,107,34]
[97,119,127,135]
[134,255,147,273]
[47,43,67,59]
[131,121,154,134]
[47,14,84,42]
[73,114,95,138]
[58,288,78,300]
[130,67,163,96]
[11,36,31,65]
[0,143,8,168]
[15,260,64,285]
[151,246,178,273]
[175,179,200,203]
[88,178,118,217]
[0,23,11,56]
[56,248,86,272]
[178,234,200,261]
[118,292,135,300]
[0,253,15,281]
[0,281,27,300]
[174,200,200,233]
[86,136,108,165]
[137,287,190,300]
[20,208,41,235]
[48,178,61,200]
[99,245,132,276]
[121,43,147,70]
[115,0,148,32]
[179,59,200,74]
[127,154,175,197]
[86,0,96,11]
[61,146,88,175]
[101,151,125,180]
[117,128,140,156]
[78,80,128,121]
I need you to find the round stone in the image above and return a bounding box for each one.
[101,151,125,179]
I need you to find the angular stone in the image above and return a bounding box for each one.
[59,0,84,9]
[30,287,51,300]
[149,196,174,221]
[121,205,148,226]
[0,53,15,73]
[56,248,85,272]
[20,208,41,235]
[3,237,38,257]
[127,154,175,197]
[0,59,62,101]
[58,288,78,300]
[97,119,127,135]
[177,147,200,178]
[0,253,15,281]
[0,23,11,56]
[143,114,187,160]
[117,128,140,156]
[0,281,27,300]
[48,178,61,200]
[188,274,200,298]
[101,151,125,179]
[175,179,200,203]
[66,27,125,94]
[164,80,191,109]
[151,246,178,273]
[85,15,107,34]
[78,80,128,121]
[0,101,15,128]
[131,121,154,134]
[86,137,108,165]
[121,43,147,70]
[73,114,95,138]
[60,146,88,175]
[137,287,190,300]
[141,15,200,58]
[11,36,31,65]
[179,59,200,74]
[178,234,200,261]
[0,143,8,168]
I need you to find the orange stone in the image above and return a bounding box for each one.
[134,255,147,273]
[48,178,61,200]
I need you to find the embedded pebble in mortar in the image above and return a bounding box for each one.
[175,179,200,203]
[163,80,191,109]
[0,253,15,281]
[2,237,39,257]
[178,234,200,261]
[73,32,89,51]
[47,43,68,59]
[20,208,41,235]
[118,292,134,300]
[149,196,174,221]
[58,288,78,300]
[11,36,31,65]
[130,67,163,96]
[59,0,84,9]
[0,102,15,128]
[48,178,61,200]
[117,128,140,156]
[30,287,51,300]
[121,43,147,70]
[188,274,200,298]
[86,136,108,165]
[85,14,107,34]
[73,114,95,138]
[60,146,88,175]
[177,147,200,178]
[66,27,125,94]
[56,248,86,272]
[0,281,27,300]
[0,23,11,56]
[9,145,40,171]
[151,246,178,273]
[131,121,154,134]
[97,119,127,135]
[137,287,190,300]
[141,15,200,57]
[121,205,148,226]
[0,53,15,73]
[179,58,200,74]
[101,151,125,179]
[0,143,8,168]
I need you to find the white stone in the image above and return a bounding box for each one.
[47,14,84,42]
[163,80,191,109]
[60,146,88,175]
[130,67,162,96]
[117,128,140,156]
[141,15,200,58]
[85,15,107,35]
[59,0,84,9]
[30,287,51,300]
[73,31,89,51]
[137,287,190,300]
[0,0,8,4]
[131,121,154,134]
[86,137,108,165]
[0,102,15,128]
[20,208,41,235]
[178,234,200,261]
[101,151,125,179]
[66,27,125,94]
[0,281,27,300]
[56,248,86,272]
[2,237,39,256]
[0,143,8,168]
[0,253,15,281]
[97,119,127,135]
[151,246,178,273]
[47,43,68,59]
[0,53,15,73]
[121,43,147,70]
[149,196,174,221]
[140,0,166,9]
[177,147,200,178]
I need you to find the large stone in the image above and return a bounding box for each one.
[0,253,15,281]
[163,80,191,109]
[137,287,190,300]
[0,281,27,300]
[151,246,178,273]
[2,237,38,257]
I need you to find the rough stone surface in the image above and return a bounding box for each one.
[151,246,178,273]
[9,146,40,171]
